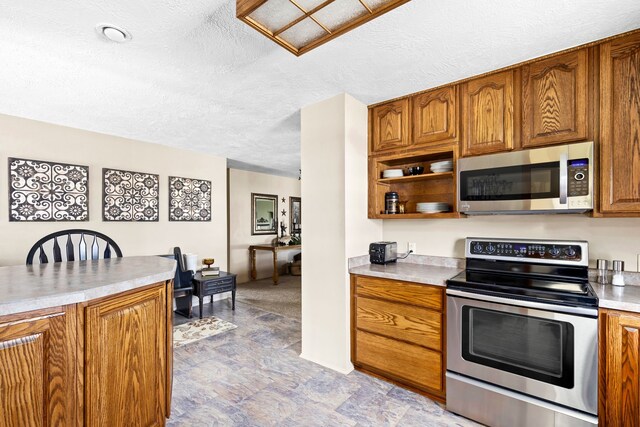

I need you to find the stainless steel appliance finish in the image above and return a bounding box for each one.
[457,141,593,214]
[447,372,597,427]
[446,237,598,427]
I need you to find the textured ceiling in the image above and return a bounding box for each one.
[0,0,638,177]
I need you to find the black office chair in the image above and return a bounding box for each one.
[159,247,194,319]
[26,229,122,265]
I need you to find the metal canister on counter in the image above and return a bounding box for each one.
[385,192,399,214]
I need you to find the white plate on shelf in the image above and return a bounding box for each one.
[431,159,453,167]
[382,169,404,178]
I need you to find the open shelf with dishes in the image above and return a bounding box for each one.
[368,145,462,219]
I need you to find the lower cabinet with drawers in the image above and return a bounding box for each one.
[350,274,446,402]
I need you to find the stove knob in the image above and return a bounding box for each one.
[565,247,576,257]
[473,243,483,253]
[486,244,495,254]
[548,247,560,257]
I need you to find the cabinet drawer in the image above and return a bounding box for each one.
[356,296,441,351]
[203,279,234,294]
[355,276,443,311]
[355,330,442,392]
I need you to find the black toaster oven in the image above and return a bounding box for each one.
[369,241,398,265]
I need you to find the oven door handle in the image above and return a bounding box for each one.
[559,152,568,204]
[446,289,598,317]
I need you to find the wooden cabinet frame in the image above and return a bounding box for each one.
[0,280,173,427]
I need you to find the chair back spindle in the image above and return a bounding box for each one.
[66,235,75,261]
[52,237,62,263]
[79,233,87,261]
[91,235,100,260]
[26,229,122,265]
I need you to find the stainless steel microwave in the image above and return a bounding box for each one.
[457,141,593,214]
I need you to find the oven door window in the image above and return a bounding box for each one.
[459,161,559,201]
[462,307,574,388]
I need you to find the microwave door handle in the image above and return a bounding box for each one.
[559,153,568,204]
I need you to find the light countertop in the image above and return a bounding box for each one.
[349,255,640,314]
[0,256,176,316]
[349,261,462,286]
[593,283,640,314]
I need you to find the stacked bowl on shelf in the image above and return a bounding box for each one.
[430,159,453,173]
[416,202,449,214]
[382,169,404,178]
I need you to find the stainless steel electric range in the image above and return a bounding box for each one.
[446,237,598,427]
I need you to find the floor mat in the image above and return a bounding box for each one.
[173,316,237,348]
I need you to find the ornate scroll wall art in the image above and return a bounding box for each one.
[9,157,89,221]
[103,168,159,221]
[169,176,212,221]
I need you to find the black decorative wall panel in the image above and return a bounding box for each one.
[103,168,159,221]
[169,176,212,221]
[9,157,89,221]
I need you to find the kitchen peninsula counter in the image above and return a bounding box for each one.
[0,256,176,316]
[0,256,176,425]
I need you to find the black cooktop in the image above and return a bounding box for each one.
[447,261,598,309]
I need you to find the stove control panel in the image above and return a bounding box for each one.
[469,240,583,262]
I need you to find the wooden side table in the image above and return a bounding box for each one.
[192,271,236,319]
[249,244,301,285]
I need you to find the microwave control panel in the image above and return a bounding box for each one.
[568,159,589,197]
[469,240,583,261]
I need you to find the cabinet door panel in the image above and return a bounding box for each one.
[600,32,640,213]
[604,310,640,426]
[462,71,515,156]
[84,284,166,427]
[0,309,75,427]
[412,87,458,146]
[371,99,410,153]
[522,49,589,148]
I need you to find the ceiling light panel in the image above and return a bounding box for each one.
[278,18,328,49]
[312,0,369,32]
[237,0,411,55]
[248,0,304,33]
[365,0,397,10]
[293,0,328,12]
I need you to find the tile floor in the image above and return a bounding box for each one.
[169,299,480,426]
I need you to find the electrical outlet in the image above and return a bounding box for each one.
[637,254,640,272]
[408,242,417,253]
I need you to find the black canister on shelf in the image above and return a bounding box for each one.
[385,192,399,214]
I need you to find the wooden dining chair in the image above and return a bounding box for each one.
[26,229,122,265]
[159,247,194,318]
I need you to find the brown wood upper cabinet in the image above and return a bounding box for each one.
[371,98,410,153]
[599,32,640,213]
[411,86,459,147]
[522,49,590,148]
[461,70,516,157]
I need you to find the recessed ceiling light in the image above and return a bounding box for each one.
[96,24,132,43]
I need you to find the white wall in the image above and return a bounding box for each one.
[300,93,382,374]
[228,168,301,283]
[383,215,640,270]
[0,114,228,269]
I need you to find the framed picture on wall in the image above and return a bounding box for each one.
[290,196,301,235]
[251,193,278,235]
